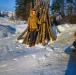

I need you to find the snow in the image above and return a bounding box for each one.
[57,24,70,32]
[0,17,76,75]
[0,24,16,38]
[15,24,27,34]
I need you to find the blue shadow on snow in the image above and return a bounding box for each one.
[65,45,76,75]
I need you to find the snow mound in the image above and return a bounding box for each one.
[15,24,27,34]
[0,25,16,38]
[0,17,15,25]
[57,24,70,32]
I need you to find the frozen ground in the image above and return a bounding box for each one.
[0,17,76,75]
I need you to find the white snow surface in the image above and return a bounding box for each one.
[57,24,70,32]
[0,17,76,75]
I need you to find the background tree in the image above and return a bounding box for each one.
[51,0,64,13]
[15,0,33,20]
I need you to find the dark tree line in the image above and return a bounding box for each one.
[51,0,64,14]
[15,0,64,20]
[15,0,33,20]
[15,0,76,24]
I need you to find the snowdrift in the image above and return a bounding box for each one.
[15,24,27,34]
[0,24,16,38]
[57,24,70,32]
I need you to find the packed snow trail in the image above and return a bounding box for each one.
[0,18,76,75]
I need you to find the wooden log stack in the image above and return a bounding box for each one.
[17,0,57,46]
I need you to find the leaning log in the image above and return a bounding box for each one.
[17,27,28,40]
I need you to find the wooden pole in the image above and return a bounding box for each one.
[17,27,28,40]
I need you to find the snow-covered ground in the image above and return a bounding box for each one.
[0,17,76,75]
